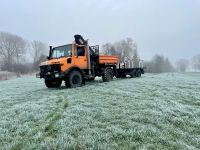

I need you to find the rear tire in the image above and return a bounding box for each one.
[45,80,62,88]
[137,70,141,77]
[66,71,83,88]
[130,73,134,78]
[130,71,137,78]
[102,68,113,82]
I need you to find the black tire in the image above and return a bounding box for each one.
[130,71,137,78]
[130,73,134,78]
[45,80,62,88]
[66,71,83,88]
[137,70,141,77]
[102,68,113,82]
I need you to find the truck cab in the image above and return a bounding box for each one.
[37,42,94,87]
[44,43,89,75]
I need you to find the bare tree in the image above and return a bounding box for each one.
[0,32,27,71]
[192,54,200,71]
[176,59,189,72]
[144,54,174,73]
[102,43,118,55]
[102,38,138,65]
[152,55,165,73]
[164,58,174,72]
[31,40,47,70]
[132,44,139,67]
[144,61,153,73]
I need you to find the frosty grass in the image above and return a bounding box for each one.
[0,73,200,150]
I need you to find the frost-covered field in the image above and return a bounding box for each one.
[0,71,17,81]
[0,73,200,150]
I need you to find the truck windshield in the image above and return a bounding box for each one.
[51,44,72,58]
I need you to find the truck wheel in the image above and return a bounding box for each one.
[137,70,141,77]
[66,71,83,88]
[130,71,137,78]
[45,80,62,88]
[130,73,134,78]
[102,68,113,82]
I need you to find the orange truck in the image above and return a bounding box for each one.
[36,35,144,88]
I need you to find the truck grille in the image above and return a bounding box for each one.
[40,64,61,74]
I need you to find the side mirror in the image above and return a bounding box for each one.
[49,46,53,59]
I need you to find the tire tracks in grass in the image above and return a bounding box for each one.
[44,94,69,138]
[10,93,69,150]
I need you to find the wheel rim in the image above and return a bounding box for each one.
[72,75,80,84]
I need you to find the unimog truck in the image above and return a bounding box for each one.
[36,35,144,88]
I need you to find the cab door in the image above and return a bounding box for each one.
[74,45,88,69]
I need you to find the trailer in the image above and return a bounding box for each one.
[36,35,144,88]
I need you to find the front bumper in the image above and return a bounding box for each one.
[36,72,64,79]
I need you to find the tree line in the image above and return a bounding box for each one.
[144,55,200,73]
[144,55,174,73]
[102,39,200,73]
[0,31,47,73]
[102,38,139,67]
[0,31,200,74]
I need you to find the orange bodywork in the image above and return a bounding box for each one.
[40,44,119,72]
[99,55,119,64]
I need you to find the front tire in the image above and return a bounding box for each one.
[45,80,62,88]
[66,71,83,88]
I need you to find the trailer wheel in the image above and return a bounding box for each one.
[102,68,113,82]
[130,73,134,78]
[137,70,141,77]
[45,80,62,88]
[66,70,83,88]
[130,71,137,78]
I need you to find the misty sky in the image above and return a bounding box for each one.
[0,0,200,63]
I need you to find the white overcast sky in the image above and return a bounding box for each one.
[0,0,200,63]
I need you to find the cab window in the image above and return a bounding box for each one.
[77,47,85,56]
[51,44,72,58]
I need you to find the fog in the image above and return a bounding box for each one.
[0,0,200,63]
